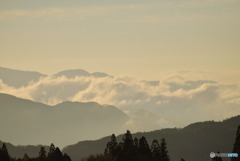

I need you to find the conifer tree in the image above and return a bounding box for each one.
[159,138,170,161]
[23,153,29,161]
[54,147,63,161]
[138,136,151,156]
[122,130,134,148]
[118,130,135,161]
[39,146,47,158]
[105,134,118,157]
[48,143,56,156]
[134,137,138,149]
[63,153,72,161]
[133,137,139,157]
[138,136,152,161]
[0,143,11,161]
[151,139,161,160]
[48,143,56,161]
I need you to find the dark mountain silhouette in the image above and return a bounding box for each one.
[63,116,240,161]
[0,93,129,148]
[0,67,46,88]
[53,69,110,78]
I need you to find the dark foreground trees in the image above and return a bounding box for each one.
[0,143,71,161]
[0,143,11,161]
[83,125,240,161]
[2,124,240,161]
[83,130,171,161]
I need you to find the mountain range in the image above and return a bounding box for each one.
[1,115,239,161]
[0,67,110,88]
[1,66,239,161]
[63,115,240,161]
[0,140,49,159]
[0,93,128,148]
[2,66,239,130]
[0,67,46,88]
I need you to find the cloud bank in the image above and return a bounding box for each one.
[0,70,240,131]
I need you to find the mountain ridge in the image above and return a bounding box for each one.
[1,115,238,161]
[62,115,240,161]
[0,93,129,148]
[0,66,47,88]
[53,69,110,78]
[0,67,111,88]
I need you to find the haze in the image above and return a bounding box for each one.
[0,0,240,81]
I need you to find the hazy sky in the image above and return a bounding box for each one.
[0,0,240,80]
[1,0,240,146]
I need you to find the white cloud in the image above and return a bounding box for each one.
[1,70,240,128]
[122,109,175,132]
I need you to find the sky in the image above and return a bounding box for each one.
[0,0,240,81]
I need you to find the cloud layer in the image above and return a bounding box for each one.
[1,70,239,131]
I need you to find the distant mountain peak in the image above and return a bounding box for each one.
[0,93,129,148]
[53,69,109,78]
[91,72,109,77]
[0,66,46,76]
[53,69,90,78]
[0,67,47,88]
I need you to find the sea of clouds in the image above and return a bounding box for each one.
[1,70,239,131]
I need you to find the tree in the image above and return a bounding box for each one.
[122,130,134,149]
[105,134,118,157]
[0,143,11,161]
[138,136,151,155]
[232,125,240,161]
[39,146,47,158]
[23,153,29,161]
[63,153,72,161]
[48,143,56,155]
[48,143,56,160]
[47,145,64,161]
[133,137,138,149]
[82,154,113,161]
[138,136,151,161]
[54,147,63,161]
[151,139,161,160]
[159,138,170,161]
[118,130,135,161]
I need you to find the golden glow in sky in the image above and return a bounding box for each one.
[0,0,240,80]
